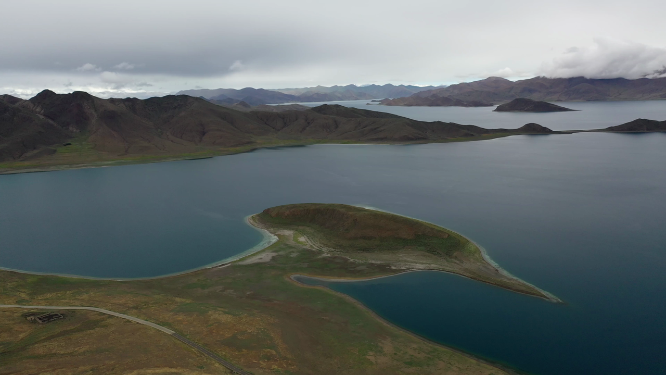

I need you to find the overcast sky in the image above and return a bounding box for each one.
[2,0,666,98]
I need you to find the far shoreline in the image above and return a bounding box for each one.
[0,134,525,175]
[5,129,660,176]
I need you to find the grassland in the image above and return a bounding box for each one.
[0,204,531,375]
[0,308,230,374]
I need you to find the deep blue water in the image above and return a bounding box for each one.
[1,110,666,374]
[299,99,666,131]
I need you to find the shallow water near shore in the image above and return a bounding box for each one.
[1,114,666,373]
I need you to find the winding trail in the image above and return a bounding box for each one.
[0,304,252,375]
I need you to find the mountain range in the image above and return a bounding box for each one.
[3,89,663,173]
[0,90,553,167]
[178,84,437,105]
[379,76,666,106]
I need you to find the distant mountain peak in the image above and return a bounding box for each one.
[33,89,58,100]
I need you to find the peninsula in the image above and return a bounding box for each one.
[0,203,548,374]
[253,204,557,300]
[494,98,575,112]
[0,91,563,174]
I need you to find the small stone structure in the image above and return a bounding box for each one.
[25,312,65,323]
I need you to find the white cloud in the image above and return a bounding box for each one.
[75,63,101,72]
[114,62,136,70]
[486,67,531,78]
[229,60,245,71]
[490,67,516,77]
[540,38,666,79]
[100,71,130,84]
[99,71,138,89]
[455,67,532,82]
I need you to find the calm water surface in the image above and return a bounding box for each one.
[1,106,666,374]
[299,99,666,131]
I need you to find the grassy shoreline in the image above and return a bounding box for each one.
[285,274,529,375]
[0,134,514,175]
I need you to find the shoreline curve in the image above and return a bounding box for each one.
[285,273,526,375]
[0,215,278,282]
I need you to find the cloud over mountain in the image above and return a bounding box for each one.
[540,38,666,79]
[2,1,666,98]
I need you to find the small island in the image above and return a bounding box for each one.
[494,98,575,112]
[251,203,559,301]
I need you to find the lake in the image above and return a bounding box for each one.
[1,102,665,374]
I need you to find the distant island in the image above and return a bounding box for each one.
[377,76,666,107]
[0,203,546,374]
[494,98,575,112]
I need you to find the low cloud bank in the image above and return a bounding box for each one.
[540,38,666,79]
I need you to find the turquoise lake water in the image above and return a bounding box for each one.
[1,102,665,374]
